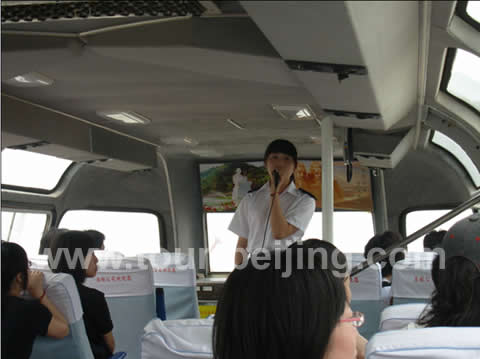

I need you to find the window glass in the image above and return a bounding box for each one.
[206,211,374,272]
[1,149,72,191]
[467,1,480,23]
[303,212,374,254]
[59,210,161,256]
[432,131,480,187]
[405,209,473,252]
[1,210,49,257]
[446,49,480,112]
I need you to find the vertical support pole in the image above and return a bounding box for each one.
[371,168,389,233]
[322,116,334,242]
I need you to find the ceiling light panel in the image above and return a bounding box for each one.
[5,72,53,87]
[272,104,317,121]
[97,111,151,125]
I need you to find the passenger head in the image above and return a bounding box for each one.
[39,228,68,255]
[423,230,446,251]
[364,231,405,280]
[418,213,480,327]
[264,139,298,183]
[213,249,357,359]
[49,230,100,284]
[290,239,351,302]
[84,229,105,250]
[2,242,29,298]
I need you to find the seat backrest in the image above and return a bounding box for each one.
[346,254,383,340]
[366,327,480,358]
[137,253,200,320]
[392,254,435,304]
[379,303,429,331]
[142,318,213,359]
[30,272,94,359]
[84,257,156,359]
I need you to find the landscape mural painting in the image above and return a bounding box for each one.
[200,161,373,212]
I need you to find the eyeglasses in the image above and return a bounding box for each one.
[340,311,365,328]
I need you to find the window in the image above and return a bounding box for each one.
[467,1,480,23]
[206,211,374,273]
[1,149,72,191]
[59,210,161,256]
[405,209,474,252]
[303,212,374,254]
[457,1,480,31]
[1,210,49,257]
[442,48,480,114]
[432,131,480,187]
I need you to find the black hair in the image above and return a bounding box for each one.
[2,242,29,311]
[84,230,105,249]
[423,230,446,251]
[417,256,480,327]
[48,230,97,284]
[213,249,346,359]
[364,231,405,278]
[290,239,349,278]
[39,228,68,255]
[264,139,298,164]
[264,139,298,183]
[431,254,441,289]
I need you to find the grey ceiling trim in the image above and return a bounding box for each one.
[1,30,78,37]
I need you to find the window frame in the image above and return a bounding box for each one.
[58,206,168,250]
[439,47,480,117]
[1,206,53,254]
[430,130,480,188]
[399,204,477,242]
[456,1,480,32]
[1,160,77,195]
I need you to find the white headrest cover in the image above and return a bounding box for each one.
[379,303,429,331]
[94,250,125,260]
[84,257,154,297]
[367,327,480,358]
[143,318,213,357]
[137,253,196,287]
[392,258,435,299]
[346,254,382,300]
[41,272,83,323]
[30,255,51,272]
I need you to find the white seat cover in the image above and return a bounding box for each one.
[379,303,429,331]
[367,327,480,358]
[137,252,196,288]
[84,257,154,297]
[142,318,213,359]
[346,253,382,300]
[392,256,435,300]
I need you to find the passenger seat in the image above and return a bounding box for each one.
[84,257,156,359]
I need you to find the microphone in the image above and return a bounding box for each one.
[273,170,280,189]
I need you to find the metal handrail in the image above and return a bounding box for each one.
[350,190,480,276]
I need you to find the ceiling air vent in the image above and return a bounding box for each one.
[1,1,206,23]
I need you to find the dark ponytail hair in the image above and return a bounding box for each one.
[2,242,29,311]
[418,256,480,327]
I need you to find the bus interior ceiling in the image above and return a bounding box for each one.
[1,1,479,270]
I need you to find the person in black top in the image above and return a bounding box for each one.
[1,242,69,359]
[49,230,115,359]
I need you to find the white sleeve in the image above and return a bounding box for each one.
[228,196,250,239]
[285,195,316,235]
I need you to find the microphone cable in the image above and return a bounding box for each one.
[261,171,279,249]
